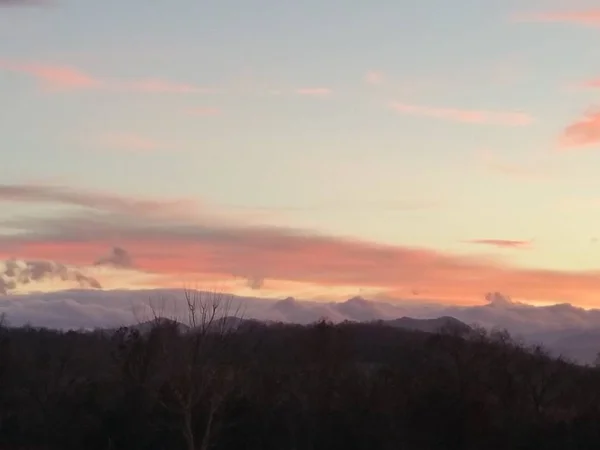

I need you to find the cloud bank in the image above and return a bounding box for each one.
[2,289,600,362]
[3,183,600,306]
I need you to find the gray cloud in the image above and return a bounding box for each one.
[0,0,49,7]
[0,259,101,294]
[2,289,600,363]
[94,247,134,269]
[0,184,195,218]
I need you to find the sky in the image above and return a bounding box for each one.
[3,0,600,308]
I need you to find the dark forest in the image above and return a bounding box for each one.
[1,292,600,450]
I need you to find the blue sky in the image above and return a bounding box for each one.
[3,0,600,306]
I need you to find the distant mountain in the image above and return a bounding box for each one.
[382,316,471,334]
[335,296,383,321]
[270,297,343,324]
[19,288,600,365]
[524,329,600,365]
[129,317,190,334]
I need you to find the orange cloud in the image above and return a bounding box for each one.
[464,239,533,250]
[295,88,332,96]
[2,184,600,307]
[390,102,534,126]
[515,10,600,26]
[560,110,600,148]
[0,60,215,94]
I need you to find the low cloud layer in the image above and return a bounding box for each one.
[0,289,586,332]
[2,289,600,362]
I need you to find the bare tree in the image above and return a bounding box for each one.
[156,288,243,450]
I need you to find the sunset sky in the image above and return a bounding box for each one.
[3,0,600,307]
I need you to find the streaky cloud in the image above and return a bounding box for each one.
[514,10,600,26]
[2,183,600,306]
[390,101,533,126]
[465,239,533,250]
[0,60,216,94]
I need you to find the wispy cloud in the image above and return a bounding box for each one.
[560,109,600,149]
[0,0,48,6]
[479,150,550,180]
[390,102,534,126]
[185,107,222,117]
[464,239,533,250]
[0,61,100,91]
[295,87,332,96]
[582,78,600,89]
[365,70,385,85]
[487,161,546,178]
[98,132,162,152]
[2,184,600,306]
[514,10,600,26]
[0,60,216,94]
[0,184,197,218]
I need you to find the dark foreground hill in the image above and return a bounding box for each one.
[2,318,600,450]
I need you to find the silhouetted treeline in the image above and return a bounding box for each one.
[2,313,600,450]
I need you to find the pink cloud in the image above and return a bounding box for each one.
[186,107,222,117]
[295,88,332,96]
[0,60,215,94]
[4,184,600,306]
[583,79,600,89]
[99,133,161,152]
[121,79,216,94]
[514,10,600,26]
[365,71,385,85]
[560,110,600,149]
[465,239,533,250]
[390,102,534,126]
[0,61,101,91]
